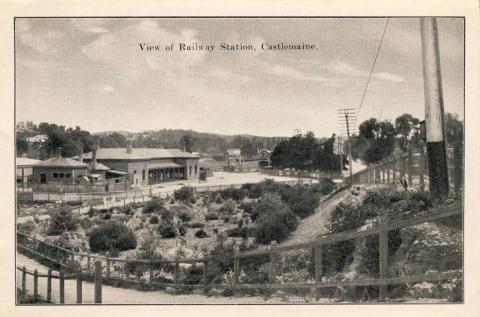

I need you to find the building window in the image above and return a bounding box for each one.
[142,170,146,180]
[65,173,71,178]
[134,170,137,174]
[189,166,192,175]
[59,173,65,179]
[53,173,58,178]
[194,165,197,174]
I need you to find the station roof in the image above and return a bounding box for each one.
[79,148,199,161]
[16,157,41,167]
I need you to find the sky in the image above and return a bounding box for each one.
[15,17,464,137]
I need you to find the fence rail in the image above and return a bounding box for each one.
[16,201,462,303]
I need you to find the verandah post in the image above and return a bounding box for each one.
[203,260,208,292]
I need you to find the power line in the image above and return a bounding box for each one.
[354,18,390,127]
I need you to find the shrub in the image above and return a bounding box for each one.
[103,212,112,220]
[178,224,187,236]
[191,222,205,229]
[215,194,223,204]
[47,207,77,236]
[219,199,236,214]
[237,218,244,228]
[143,197,165,214]
[254,201,298,244]
[221,188,246,201]
[178,211,192,222]
[250,193,283,222]
[174,186,196,203]
[225,227,248,238]
[89,221,137,253]
[221,215,231,223]
[87,207,95,218]
[288,188,320,218]
[195,229,208,238]
[238,201,256,214]
[79,217,93,230]
[149,214,159,224]
[205,213,220,221]
[158,222,177,238]
[17,221,36,235]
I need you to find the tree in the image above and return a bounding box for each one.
[179,135,194,152]
[16,138,28,156]
[354,118,396,164]
[395,113,420,151]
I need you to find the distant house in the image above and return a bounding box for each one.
[27,134,48,144]
[78,142,200,187]
[226,148,242,157]
[32,148,89,184]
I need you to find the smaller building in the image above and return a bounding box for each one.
[32,148,89,184]
[16,157,41,187]
[27,134,48,144]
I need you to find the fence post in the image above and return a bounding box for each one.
[33,269,38,300]
[106,253,111,280]
[314,243,323,301]
[233,245,240,296]
[386,161,391,183]
[379,230,389,301]
[407,148,413,185]
[87,252,91,272]
[47,269,52,302]
[453,142,463,195]
[419,142,425,192]
[76,271,82,304]
[59,270,65,304]
[71,252,75,267]
[269,241,280,295]
[21,266,26,299]
[203,260,208,291]
[149,260,153,284]
[174,256,180,291]
[94,260,102,303]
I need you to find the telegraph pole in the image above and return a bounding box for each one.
[338,108,356,184]
[337,135,344,182]
[420,17,449,198]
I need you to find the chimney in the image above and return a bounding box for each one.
[55,147,62,159]
[79,153,83,163]
[127,141,133,154]
[91,149,97,170]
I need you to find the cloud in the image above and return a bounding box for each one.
[71,19,109,33]
[269,64,326,82]
[81,20,206,79]
[209,68,252,83]
[373,72,405,82]
[16,21,64,54]
[326,60,405,83]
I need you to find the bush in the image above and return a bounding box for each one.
[143,197,165,214]
[195,229,208,238]
[219,199,236,214]
[80,217,93,230]
[178,211,192,222]
[89,222,137,253]
[149,214,159,224]
[250,193,283,222]
[103,212,112,220]
[225,227,248,238]
[87,207,95,218]
[205,213,220,221]
[191,222,205,229]
[220,188,246,201]
[238,201,256,214]
[17,221,36,235]
[47,207,77,236]
[158,222,177,238]
[178,224,187,236]
[288,188,320,218]
[174,186,196,203]
[254,198,298,244]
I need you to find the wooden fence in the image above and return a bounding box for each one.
[345,144,463,195]
[17,261,103,304]
[16,202,462,303]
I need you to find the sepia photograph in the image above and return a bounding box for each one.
[14,16,464,305]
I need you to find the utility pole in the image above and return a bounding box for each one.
[420,17,449,198]
[338,108,356,185]
[337,135,344,182]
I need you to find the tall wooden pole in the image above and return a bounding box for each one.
[420,17,449,198]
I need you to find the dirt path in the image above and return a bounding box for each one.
[281,189,349,246]
[16,253,323,304]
